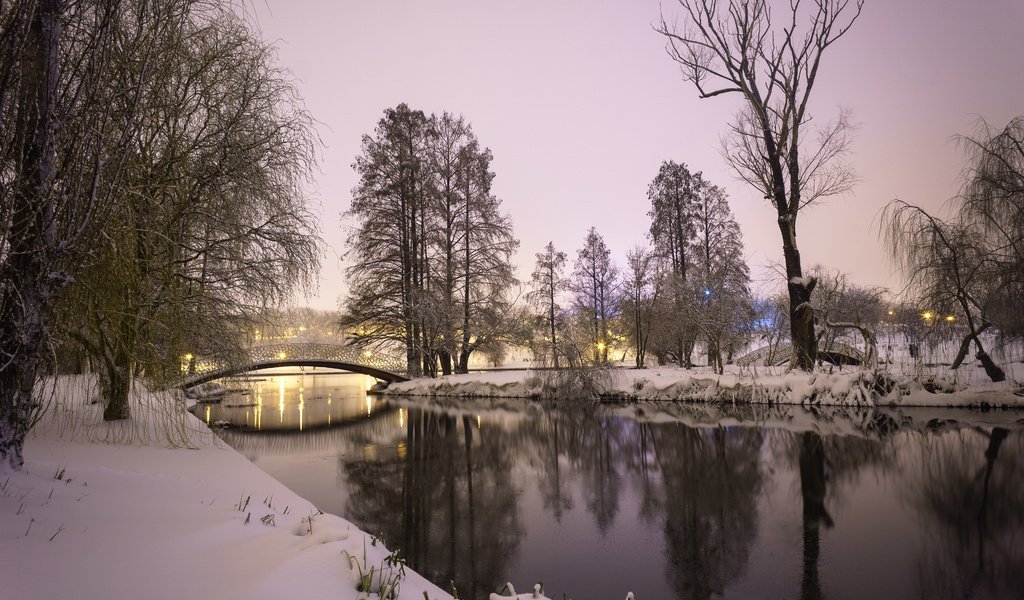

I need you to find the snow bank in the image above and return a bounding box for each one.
[384,366,1024,408]
[1,376,472,600]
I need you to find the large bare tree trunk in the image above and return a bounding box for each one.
[0,0,61,470]
[780,218,817,370]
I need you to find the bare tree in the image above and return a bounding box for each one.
[571,227,618,364]
[806,266,883,369]
[647,160,700,366]
[527,242,568,369]
[343,106,517,377]
[621,246,660,368]
[690,182,751,372]
[956,117,1024,337]
[657,0,863,370]
[343,104,434,376]
[451,139,518,374]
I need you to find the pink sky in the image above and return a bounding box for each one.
[249,0,1024,310]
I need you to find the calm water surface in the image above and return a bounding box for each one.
[201,372,1024,600]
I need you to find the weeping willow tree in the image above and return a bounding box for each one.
[58,3,321,420]
[882,117,1024,383]
[957,117,1024,337]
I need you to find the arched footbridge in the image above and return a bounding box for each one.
[177,343,408,388]
[735,342,866,367]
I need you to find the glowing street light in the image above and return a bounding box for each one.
[945,315,956,322]
[921,311,934,321]
[277,352,287,360]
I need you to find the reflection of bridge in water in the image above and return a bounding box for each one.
[178,343,408,388]
[212,405,401,457]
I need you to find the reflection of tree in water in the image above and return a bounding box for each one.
[511,408,649,532]
[342,410,522,599]
[566,413,625,534]
[513,413,765,597]
[651,424,764,600]
[798,432,831,600]
[907,428,1024,599]
[774,428,895,600]
[532,412,575,521]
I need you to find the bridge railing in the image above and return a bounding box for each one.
[174,342,407,388]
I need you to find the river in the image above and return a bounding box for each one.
[199,370,1024,599]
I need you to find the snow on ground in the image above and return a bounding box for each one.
[0,376,559,600]
[385,364,1024,408]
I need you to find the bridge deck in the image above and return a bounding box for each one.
[176,343,407,388]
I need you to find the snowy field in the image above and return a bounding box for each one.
[0,376,557,600]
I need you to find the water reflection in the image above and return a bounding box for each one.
[798,432,829,600]
[652,425,763,599]
[200,372,381,431]
[206,375,1024,600]
[340,410,521,600]
[907,427,1024,599]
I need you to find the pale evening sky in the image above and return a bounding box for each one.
[249,0,1024,311]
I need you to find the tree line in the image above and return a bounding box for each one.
[527,162,751,374]
[343,123,756,376]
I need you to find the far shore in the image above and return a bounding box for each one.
[380,365,1024,409]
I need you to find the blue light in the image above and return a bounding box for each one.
[703,289,712,297]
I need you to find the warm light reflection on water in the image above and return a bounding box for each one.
[199,370,382,431]
[278,378,285,423]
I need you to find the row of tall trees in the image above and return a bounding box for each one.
[342,104,519,377]
[0,0,320,469]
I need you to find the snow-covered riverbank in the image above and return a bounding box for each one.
[383,366,1024,408]
[0,376,554,600]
